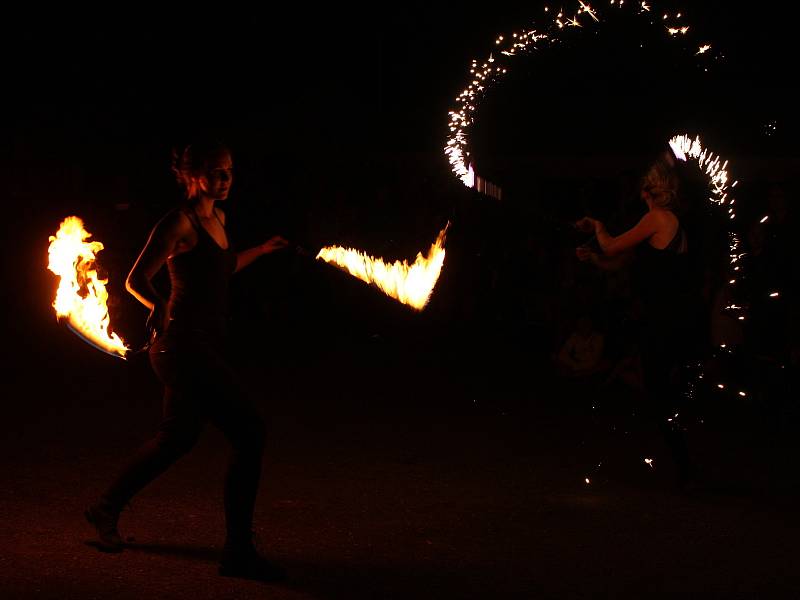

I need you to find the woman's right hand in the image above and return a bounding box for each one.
[260,235,290,255]
[146,303,169,337]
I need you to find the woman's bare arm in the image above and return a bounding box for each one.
[595,213,659,256]
[234,236,289,273]
[126,210,192,311]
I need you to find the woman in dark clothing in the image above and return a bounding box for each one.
[576,154,697,485]
[85,141,288,580]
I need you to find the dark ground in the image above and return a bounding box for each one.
[2,311,800,599]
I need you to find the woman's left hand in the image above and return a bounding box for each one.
[260,235,289,255]
[575,217,598,234]
[575,246,595,262]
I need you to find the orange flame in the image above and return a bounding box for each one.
[316,225,449,311]
[47,216,129,358]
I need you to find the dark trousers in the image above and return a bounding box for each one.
[103,329,265,546]
[639,319,693,479]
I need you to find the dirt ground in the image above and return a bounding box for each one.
[2,332,799,600]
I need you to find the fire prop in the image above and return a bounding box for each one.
[445,1,714,190]
[47,217,129,359]
[669,133,779,403]
[316,225,449,311]
[668,133,775,322]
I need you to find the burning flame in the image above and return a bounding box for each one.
[316,225,449,310]
[47,216,129,358]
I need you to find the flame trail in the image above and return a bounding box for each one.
[47,216,129,358]
[317,225,449,311]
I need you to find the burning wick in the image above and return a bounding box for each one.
[644,458,654,469]
[47,216,129,359]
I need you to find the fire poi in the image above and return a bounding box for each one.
[47,216,129,359]
[445,1,713,197]
[316,224,449,311]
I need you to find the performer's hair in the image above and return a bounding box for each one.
[641,153,680,212]
[171,140,231,199]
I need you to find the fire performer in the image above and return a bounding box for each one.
[85,141,288,581]
[575,152,698,487]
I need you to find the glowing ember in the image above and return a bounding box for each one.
[47,216,129,358]
[644,458,654,468]
[316,225,449,311]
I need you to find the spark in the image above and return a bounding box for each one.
[446,3,711,191]
[579,1,600,21]
[697,44,711,55]
[667,26,690,35]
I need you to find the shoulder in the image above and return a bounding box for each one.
[649,208,678,226]
[153,208,195,240]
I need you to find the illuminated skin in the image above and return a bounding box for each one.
[574,184,679,265]
[126,150,288,333]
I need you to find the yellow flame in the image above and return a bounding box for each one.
[316,225,449,311]
[47,216,128,358]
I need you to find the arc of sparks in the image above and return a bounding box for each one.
[316,224,449,311]
[47,216,129,359]
[445,1,715,190]
[669,133,746,322]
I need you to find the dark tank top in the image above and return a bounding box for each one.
[633,225,692,329]
[166,208,237,338]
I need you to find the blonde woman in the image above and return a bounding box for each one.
[576,154,696,486]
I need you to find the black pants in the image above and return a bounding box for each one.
[103,329,265,546]
[639,318,693,479]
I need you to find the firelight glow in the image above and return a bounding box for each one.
[316,225,449,311]
[47,217,129,358]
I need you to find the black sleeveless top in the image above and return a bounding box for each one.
[633,225,691,328]
[166,209,237,338]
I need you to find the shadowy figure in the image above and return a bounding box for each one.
[574,150,700,487]
[85,141,289,582]
[554,315,609,380]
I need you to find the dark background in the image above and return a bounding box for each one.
[4,1,796,343]
[2,4,799,597]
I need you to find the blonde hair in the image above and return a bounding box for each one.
[641,156,679,211]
